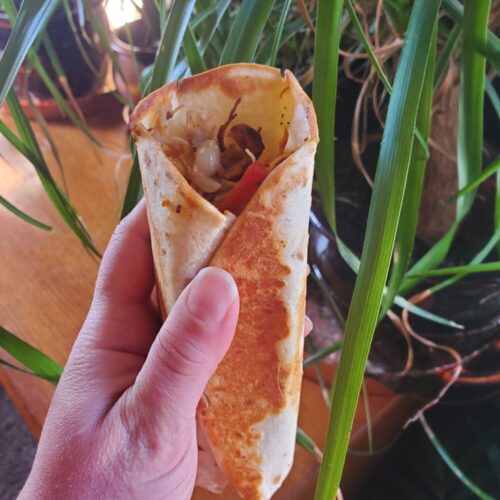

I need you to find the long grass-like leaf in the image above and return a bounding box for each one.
[382,25,436,316]
[2,0,105,148]
[315,3,442,497]
[183,25,208,75]
[0,195,53,231]
[312,0,344,232]
[0,326,63,383]
[456,0,491,220]
[424,229,500,294]
[344,0,430,157]
[0,0,60,106]
[344,0,392,91]
[400,223,458,294]
[0,119,38,163]
[219,0,275,65]
[61,0,100,76]
[191,2,219,30]
[296,427,323,462]
[121,151,143,218]
[5,91,100,257]
[158,0,167,32]
[485,78,500,118]
[434,23,461,90]
[420,415,495,500]
[449,158,500,201]
[256,16,307,66]
[269,0,292,67]
[303,341,342,367]
[443,0,500,72]
[196,0,230,57]
[149,0,196,92]
[496,172,500,259]
[411,261,500,278]
[333,233,462,328]
[26,90,68,194]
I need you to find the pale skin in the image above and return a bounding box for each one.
[20,199,313,500]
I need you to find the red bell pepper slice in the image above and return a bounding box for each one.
[217,161,268,215]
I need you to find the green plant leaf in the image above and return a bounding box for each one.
[0,196,53,231]
[334,235,462,328]
[315,2,442,497]
[1,0,106,149]
[4,91,100,257]
[456,0,491,220]
[0,0,60,106]
[449,158,500,201]
[255,16,307,66]
[411,261,500,278]
[434,22,461,90]
[381,24,436,316]
[26,90,68,194]
[269,0,292,66]
[485,77,500,118]
[192,0,230,61]
[61,0,101,76]
[443,0,500,72]
[312,0,344,233]
[219,0,275,65]
[296,427,323,462]
[420,415,495,500]
[183,24,208,75]
[121,151,143,218]
[0,326,63,383]
[149,0,197,92]
[383,0,411,34]
[345,0,392,92]
[496,172,500,259]
[400,223,458,295]
[344,0,430,158]
[303,340,342,367]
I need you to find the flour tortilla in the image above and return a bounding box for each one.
[131,63,318,499]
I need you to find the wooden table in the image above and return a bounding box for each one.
[0,105,418,499]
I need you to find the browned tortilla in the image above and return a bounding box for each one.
[131,63,318,499]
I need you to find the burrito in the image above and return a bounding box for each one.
[130,63,318,499]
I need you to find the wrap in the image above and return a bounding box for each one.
[130,63,318,499]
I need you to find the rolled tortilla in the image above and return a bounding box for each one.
[130,63,318,499]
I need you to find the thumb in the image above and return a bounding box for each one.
[132,267,239,424]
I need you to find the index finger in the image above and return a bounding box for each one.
[95,199,155,306]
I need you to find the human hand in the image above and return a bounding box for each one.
[20,199,313,500]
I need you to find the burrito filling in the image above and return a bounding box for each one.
[138,98,287,216]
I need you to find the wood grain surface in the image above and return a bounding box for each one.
[0,107,418,498]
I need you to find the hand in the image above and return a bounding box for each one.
[20,199,313,500]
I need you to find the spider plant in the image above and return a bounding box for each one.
[0,0,499,497]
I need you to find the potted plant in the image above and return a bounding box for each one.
[0,0,109,119]
[0,0,499,497]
